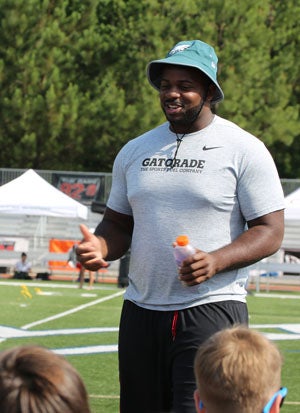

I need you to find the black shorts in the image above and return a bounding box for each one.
[118,299,248,413]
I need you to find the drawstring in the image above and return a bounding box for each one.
[172,310,179,340]
[171,135,185,168]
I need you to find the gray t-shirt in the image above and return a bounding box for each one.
[107,116,285,310]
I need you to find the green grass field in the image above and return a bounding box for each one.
[0,279,299,412]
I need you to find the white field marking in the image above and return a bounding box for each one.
[21,290,124,330]
[251,324,300,333]
[81,293,98,297]
[0,326,118,339]
[0,281,117,291]
[0,281,80,289]
[89,395,120,399]
[53,344,118,355]
[265,333,300,340]
[284,402,300,405]
[250,323,300,340]
[254,293,300,299]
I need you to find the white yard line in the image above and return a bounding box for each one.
[54,344,118,355]
[0,326,119,339]
[254,293,300,299]
[0,280,116,290]
[21,290,124,329]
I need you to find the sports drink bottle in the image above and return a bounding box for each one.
[173,235,196,266]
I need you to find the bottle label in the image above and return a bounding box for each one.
[174,245,195,266]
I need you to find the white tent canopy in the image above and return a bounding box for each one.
[0,169,87,219]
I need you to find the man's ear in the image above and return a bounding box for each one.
[270,394,282,413]
[207,83,217,103]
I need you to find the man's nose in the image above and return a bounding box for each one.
[163,86,181,98]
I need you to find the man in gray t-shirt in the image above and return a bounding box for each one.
[76,40,285,413]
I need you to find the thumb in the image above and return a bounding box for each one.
[79,224,94,241]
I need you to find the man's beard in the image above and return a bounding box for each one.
[163,102,203,130]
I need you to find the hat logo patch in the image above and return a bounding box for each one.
[168,44,191,56]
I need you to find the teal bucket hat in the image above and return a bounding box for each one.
[147,40,224,104]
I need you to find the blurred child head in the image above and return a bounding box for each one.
[0,345,91,413]
[194,325,285,413]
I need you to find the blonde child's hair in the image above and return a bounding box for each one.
[194,325,283,413]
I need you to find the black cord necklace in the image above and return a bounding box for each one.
[171,133,186,168]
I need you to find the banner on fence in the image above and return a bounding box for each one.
[48,239,78,271]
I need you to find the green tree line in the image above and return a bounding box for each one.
[0,0,299,176]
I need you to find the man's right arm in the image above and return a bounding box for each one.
[76,207,134,271]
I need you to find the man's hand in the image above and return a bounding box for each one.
[178,250,218,286]
[76,224,109,271]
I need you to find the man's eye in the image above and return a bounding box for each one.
[160,84,169,90]
[159,84,193,92]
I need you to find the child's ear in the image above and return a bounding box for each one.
[270,394,283,413]
[194,389,205,413]
[194,389,201,413]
